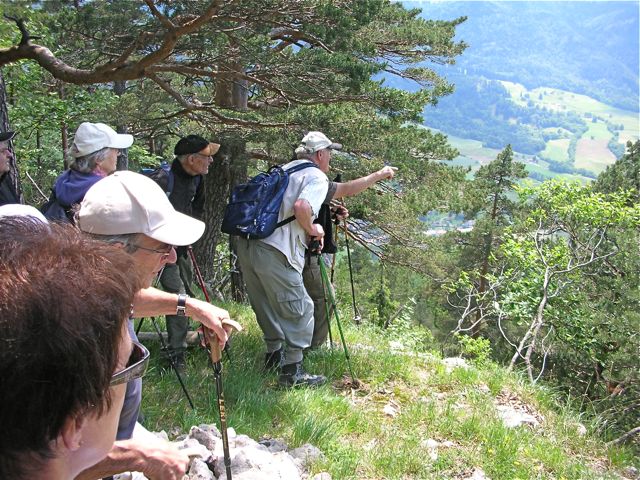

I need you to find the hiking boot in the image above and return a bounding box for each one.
[278,362,327,388]
[264,347,284,371]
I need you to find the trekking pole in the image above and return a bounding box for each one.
[187,246,233,362]
[150,316,195,409]
[135,269,165,336]
[203,325,237,480]
[132,268,195,408]
[342,218,362,324]
[317,255,334,348]
[330,174,342,287]
[318,257,357,382]
[135,316,144,337]
[187,248,241,478]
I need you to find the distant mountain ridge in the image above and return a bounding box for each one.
[403,1,639,112]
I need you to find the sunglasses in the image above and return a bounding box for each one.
[192,153,213,160]
[132,243,174,259]
[110,342,150,386]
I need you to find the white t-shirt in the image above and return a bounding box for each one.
[260,160,328,272]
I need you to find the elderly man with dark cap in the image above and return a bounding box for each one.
[0,130,20,206]
[149,134,221,372]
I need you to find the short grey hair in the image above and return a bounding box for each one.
[295,148,318,162]
[67,147,113,173]
[176,154,190,164]
[85,232,142,254]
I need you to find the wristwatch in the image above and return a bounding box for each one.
[176,293,188,316]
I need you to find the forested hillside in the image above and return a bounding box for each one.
[406,1,639,112]
[389,1,640,180]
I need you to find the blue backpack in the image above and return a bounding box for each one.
[40,189,73,223]
[221,161,318,239]
[141,161,201,196]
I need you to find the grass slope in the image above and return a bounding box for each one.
[139,303,637,479]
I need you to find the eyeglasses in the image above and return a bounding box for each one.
[132,243,174,258]
[110,342,150,386]
[193,153,213,160]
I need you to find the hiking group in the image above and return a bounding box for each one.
[0,124,395,480]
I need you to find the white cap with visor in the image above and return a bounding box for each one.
[77,171,205,246]
[70,122,134,158]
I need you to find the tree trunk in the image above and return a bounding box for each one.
[524,277,549,382]
[113,80,129,170]
[229,235,246,302]
[473,190,500,336]
[195,134,248,284]
[0,70,22,203]
[58,81,68,168]
[508,267,551,381]
[197,38,249,294]
[607,426,640,446]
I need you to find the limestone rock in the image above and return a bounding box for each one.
[311,473,332,480]
[623,466,639,479]
[259,437,289,453]
[442,357,469,373]
[576,422,587,436]
[176,438,213,462]
[215,447,301,480]
[234,434,260,449]
[289,444,326,466]
[189,425,221,451]
[382,399,401,417]
[468,467,490,479]
[496,405,540,428]
[113,473,148,480]
[188,458,214,480]
[199,423,222,438]
[153,430,170,442]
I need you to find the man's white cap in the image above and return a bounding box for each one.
[0,204,48,224]
[70,122,134,158]
[299,131,342,154]
[77,171,205,246]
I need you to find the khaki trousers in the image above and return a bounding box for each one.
[236,238,313,365]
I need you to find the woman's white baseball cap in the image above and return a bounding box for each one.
[70,122,134,158]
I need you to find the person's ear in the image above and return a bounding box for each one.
[185,154,198,168]
[60,414,88,451]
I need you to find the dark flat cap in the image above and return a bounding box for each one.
[0,131,15,142]
[174,135,221,156]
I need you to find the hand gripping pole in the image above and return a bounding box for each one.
[187,246,242,479]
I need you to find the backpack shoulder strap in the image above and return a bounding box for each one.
[161,162,174,196]
[274,161,321,228]
[284,161,318,175]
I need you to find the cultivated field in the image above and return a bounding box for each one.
[501,80,639,174]
[575,138,616,173]
[424,128,591,184]
[541,138,570,163]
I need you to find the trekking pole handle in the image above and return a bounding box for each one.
[203,319,242,362]
[309,237,322,254]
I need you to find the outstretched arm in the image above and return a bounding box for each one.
[333,166,397,199]
[132,287,234,348]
